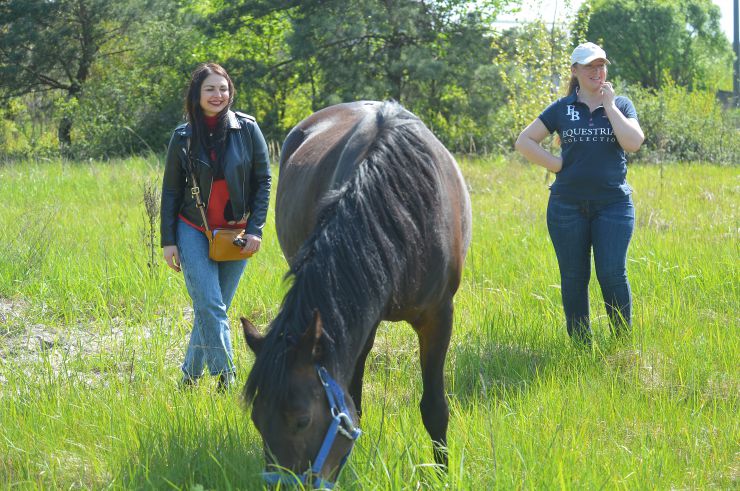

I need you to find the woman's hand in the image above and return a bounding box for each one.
[163,245,181,272]
[240,234,262,256]
[602,84,645,153]
[600,81,616,107]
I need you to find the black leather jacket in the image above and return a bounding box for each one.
[160,110,271,247]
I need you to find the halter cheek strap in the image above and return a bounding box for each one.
[261,365,362,489]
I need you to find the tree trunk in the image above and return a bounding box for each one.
[58,86,81,151]
[58,114,73,150]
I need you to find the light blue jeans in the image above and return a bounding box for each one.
[176,219,247,379]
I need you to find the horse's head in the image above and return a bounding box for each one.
[241,312,361,488]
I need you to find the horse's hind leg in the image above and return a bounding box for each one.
[349,323,379,419]
[413,300,453,469]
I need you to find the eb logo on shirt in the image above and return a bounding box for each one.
[566,105,580,121]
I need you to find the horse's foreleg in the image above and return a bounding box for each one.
[413,300,453,470]
[349,323,379,419]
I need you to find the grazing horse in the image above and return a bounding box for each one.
[241,100,471,487]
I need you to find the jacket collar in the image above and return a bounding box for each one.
[226,110,240,129]
[176,110,240,137]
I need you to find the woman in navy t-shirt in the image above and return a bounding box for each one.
[515,42,644,345]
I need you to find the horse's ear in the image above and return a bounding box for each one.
[241,316,265,355]
[312,311,324,361]
[298,310,324,362]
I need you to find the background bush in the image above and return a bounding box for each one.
[626,82,740,164]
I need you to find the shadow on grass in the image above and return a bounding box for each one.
[448,319,646,406]
[117,395,266,490]
[449,334,554,405]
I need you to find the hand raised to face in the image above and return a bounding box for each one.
[600,81,616,106]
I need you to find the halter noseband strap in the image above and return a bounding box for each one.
[261,365,362,489]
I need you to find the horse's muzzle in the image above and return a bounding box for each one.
[260,365,361,489]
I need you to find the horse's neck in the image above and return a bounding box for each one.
[288,240,393,383]
[324,304,383,385]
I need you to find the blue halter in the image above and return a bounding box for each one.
[261,365,362,489]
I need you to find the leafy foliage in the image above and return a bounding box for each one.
[70,16,200,158]
[0,0,736,162]
[204,0,512,149]
[581,0,733,90]
[488,21,572,152]
[200,7,305,143]
[0,0,152,147]
[626,82,740,163]
[0,0,202,156]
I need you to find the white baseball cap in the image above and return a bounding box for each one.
[570,42,610,65]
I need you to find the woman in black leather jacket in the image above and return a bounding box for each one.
[160,62,271,391]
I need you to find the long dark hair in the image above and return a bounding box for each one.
[184,62,235,159]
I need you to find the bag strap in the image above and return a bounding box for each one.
[186,137,213,241]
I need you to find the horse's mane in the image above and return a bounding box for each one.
[244,101,442,406]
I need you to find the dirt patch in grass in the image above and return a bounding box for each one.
[607,347,739,402]
[0,296,185,387]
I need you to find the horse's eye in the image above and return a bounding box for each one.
[295,415,311,431]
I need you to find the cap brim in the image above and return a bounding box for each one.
[574,55,610,65]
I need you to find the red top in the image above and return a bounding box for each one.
[204,115,218,162]
[204,115,218,128]
[179,180,244,232]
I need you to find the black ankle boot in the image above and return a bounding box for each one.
[216,373,235,393]
[178,376,198,391]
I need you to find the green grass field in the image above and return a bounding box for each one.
[0,156,737,490]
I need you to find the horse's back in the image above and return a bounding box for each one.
[276,101,471,304]
[276,101,383,259]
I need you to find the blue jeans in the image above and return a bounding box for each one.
[547,194,634,342]
[176,219,247,378]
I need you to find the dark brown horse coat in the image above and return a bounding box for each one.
[242,100,471,481]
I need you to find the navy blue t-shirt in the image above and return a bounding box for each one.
[539,92,638,200]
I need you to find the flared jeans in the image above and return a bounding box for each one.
[176,219,247,378]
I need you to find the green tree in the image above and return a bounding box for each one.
[70,15,201,158]
[581,0,733,89]
[488,21,572,150]
[286,1,505,105]
[198,4,303,143]
[207,0,511,150]
[0,0,171,149]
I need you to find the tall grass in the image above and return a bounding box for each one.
[0,156,737,489]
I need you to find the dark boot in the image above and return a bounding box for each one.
[178,375,199,391]
[216,373,236,393]
[568,320,592,348]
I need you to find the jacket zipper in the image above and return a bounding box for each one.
[206,176,214,220]
[240,125,248,219]
[190,143,214,227]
